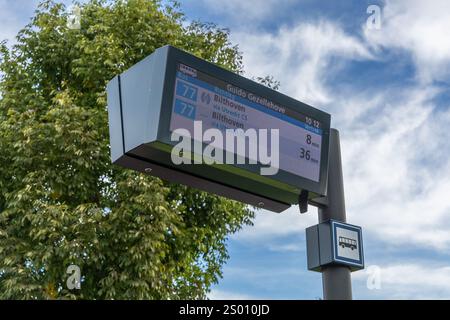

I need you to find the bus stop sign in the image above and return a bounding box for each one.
[306,220,364,272]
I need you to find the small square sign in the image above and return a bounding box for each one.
[331,221,364,268]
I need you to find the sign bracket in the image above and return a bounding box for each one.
[298,190,309,213]
[308,196,328,209]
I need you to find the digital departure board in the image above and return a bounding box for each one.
[170,63,324,182]
[107,45,331,212]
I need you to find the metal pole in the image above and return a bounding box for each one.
[318,128,352,300]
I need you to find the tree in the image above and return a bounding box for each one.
[0,0,254,299]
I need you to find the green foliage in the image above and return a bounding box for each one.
[0,0,253,299]
[254,75,281,91]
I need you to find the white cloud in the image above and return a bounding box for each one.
[232,20,374,106]
[341,86,450,250]
[364,0,450,83]
[233,206,316,242]
[230,13,450,253]
[267,243,304,253]
[213,262,450,300]
[354,263,450,299]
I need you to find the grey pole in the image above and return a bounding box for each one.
[318,128,352,300]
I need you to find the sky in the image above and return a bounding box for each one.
[2,0,450,299]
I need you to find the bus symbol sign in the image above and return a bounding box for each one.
[306,220,364,272]
[332,221,364,268]
[339,236,357,250]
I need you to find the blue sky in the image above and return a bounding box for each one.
[2,0,450,299]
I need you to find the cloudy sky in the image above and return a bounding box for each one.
[2,0,450,299]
